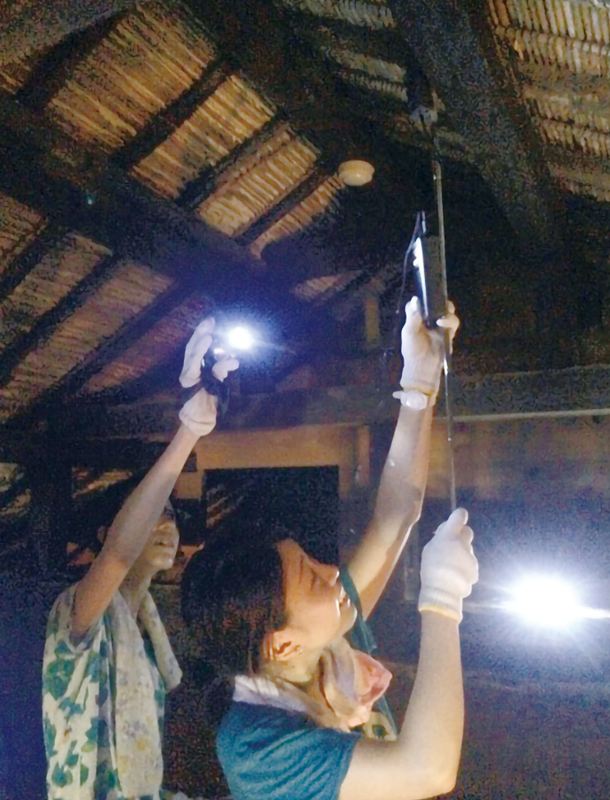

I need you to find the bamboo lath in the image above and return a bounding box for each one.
[541,118,610,157]
[0,490,32,520]
[197,130,319,237]
[490,0,610,42]
[551,161,610,200]
[0,47,49,93]
[133,74,275,199]
[0,261,173,421]
[0,193,46,276]
[343,70,409,102]
[292,271,362,302]
[488,0,610,202]
[82,295,209,393]
[496,26,610,75]
[0,234,110,358]
[45,1,217,155]
[250,174,347,258]
[72,468,134,498]
[275,0,395,29]
[320,46,406,82]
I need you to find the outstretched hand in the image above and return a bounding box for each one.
[418,507,478,622]
[179,318,239,437]
[393,297,459,405]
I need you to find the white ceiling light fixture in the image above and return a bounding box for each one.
[339,159,375,186]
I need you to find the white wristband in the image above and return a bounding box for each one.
[392,389,433,410]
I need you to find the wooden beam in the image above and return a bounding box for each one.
[0,0,140,66]
[177,114,289,210]
[113,59,233,171]
[236,161,337,245]
[51,363,610,442]
[184,0,381,157]
[0,98,261,279]
[0,223,66,303]
[14,15,124,112]
[387,0,564,258]
[0,252,123,391]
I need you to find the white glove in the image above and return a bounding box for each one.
[392,296,459,408]
[418,507,479,622]
[178,318,239,437]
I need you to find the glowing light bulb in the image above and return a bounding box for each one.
[509,576,581,628]
[227,326,254,351]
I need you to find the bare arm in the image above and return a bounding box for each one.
[348,403,432,619]
[340,614,463,800]
[72,424,199,637]
[341,509,478,800]
[348,298,458,619]
[71,317,237,638]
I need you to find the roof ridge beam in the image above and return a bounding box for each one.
[387,0,564,256]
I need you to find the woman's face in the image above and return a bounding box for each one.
[136,511,180,574]
[277,539,357,652]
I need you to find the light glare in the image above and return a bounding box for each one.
[227,326,254,351]
[509,577,580,628]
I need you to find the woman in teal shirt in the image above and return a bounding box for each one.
[184,299,478,800]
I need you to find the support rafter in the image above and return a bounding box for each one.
[237,159,338,245]
[113,59,233,172]
[0,223,67,303]
[177,114,289,210]
[14,15,125,112]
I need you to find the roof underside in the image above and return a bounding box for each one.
[0,0,609,532]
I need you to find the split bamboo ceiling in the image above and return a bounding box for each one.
[0,0,609,536]
[488,0,610,203]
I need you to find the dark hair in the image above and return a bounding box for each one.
[182,539,287,677]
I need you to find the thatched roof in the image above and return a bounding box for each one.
[0,0,609,536]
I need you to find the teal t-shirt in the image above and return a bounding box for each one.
[216,569,395,800]
[217,701,359,800]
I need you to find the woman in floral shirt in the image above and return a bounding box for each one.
[42,318,237,800]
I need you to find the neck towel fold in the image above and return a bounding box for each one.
[236,636,392,733]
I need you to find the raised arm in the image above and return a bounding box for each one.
[72,318,238,637]
[340,508,478,800]
[348,298,459,618]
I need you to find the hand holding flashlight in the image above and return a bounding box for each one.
[178,318,239,437]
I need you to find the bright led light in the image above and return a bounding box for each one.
[227,326,254,351]
[509,576,581,628]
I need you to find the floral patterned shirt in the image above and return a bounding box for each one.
[42,585,180,800]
